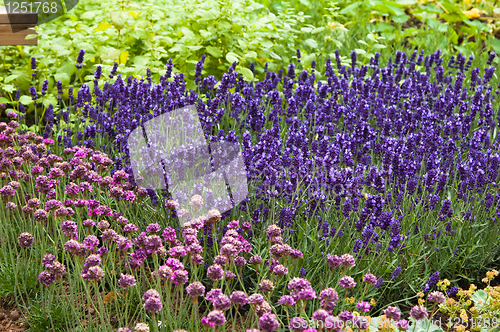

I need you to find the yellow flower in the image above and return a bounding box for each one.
[456,324,466,332]
[486,270,498,280]
[417,292,425,298]
[370,298,376,306]
[327,22,344,29]
[460,309,468,322]
[469,284,477,292]
[482,277,490,284]
[463,8,480,19]
[418,298,425,305]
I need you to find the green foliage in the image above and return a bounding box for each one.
[0,0,326,102]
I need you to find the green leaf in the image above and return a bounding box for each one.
[311,27,325,34]
[205,46,222,58]
[4,75,19,83]
[93,22,112,32]
[247,51,257,58]
[110,10,129,30]
[393,14,409,23]
[169,44,187,53]
[489,39,500,55]
[239,67,254,81]
[267,50,282,60]
[54,73,70,86]
[441,2,464,14]
[304,38,318,48]
[354,49,367,54]
[358,40,369,46]
[470,289,488,309]
[0,97,9,104]
[2,85,15,94]
[100,48,121,62]
[372,44,387,49]
[19,95,33,106]
[226,52,240,64]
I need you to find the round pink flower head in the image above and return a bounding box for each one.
[397,319,410,331]
[278,295,296,307]
[118,273,136,288]
[248,293,265,305]
[356,301,371,312]
[227,220,239,229]
[207,264,224,281]
[144,294,162,313]
[312,309,330,322]
[230,291,248,306]
[170,269,189,285]
[206,310,226,326]
[383,306,402,320]
[18,232,34,248]
[146,223,161,234]
[428,291,446,303]
[266,224,281,238]
[189,194,203,209]
[38,270,55,286]
[186,281,205,298]
[249,255,263,265]
[259,279,275,293]
[363,273,377,285]
[289,317,308,332]
[326,254,342,269]
[319,288,339,303]
[409,305,428,320]
[339,276,357,289]
[340,253,355,267]
[83,265,105,281]
[259,313,280,332]
[142,289,161,302]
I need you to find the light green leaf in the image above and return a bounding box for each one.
[100,48,121,61]
[205,46,222,58]
[2,85,15,94]
[372,44,387,49]
[267,50,282,60]
[54,73,70,86]
[19,95,33,105]
[358,40,369,45]
[110,10,129,30]
[247,51,257,58]
[226,52,240,64]
[240,67,254,81]
[4,75,19,83]
[0,97,9,104]
[354,49,367,54]
[311,27,325,34]
[304,38,318,48]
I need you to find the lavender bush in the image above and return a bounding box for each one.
[29,48,500,301]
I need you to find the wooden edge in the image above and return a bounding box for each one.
[0,5,38,24]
